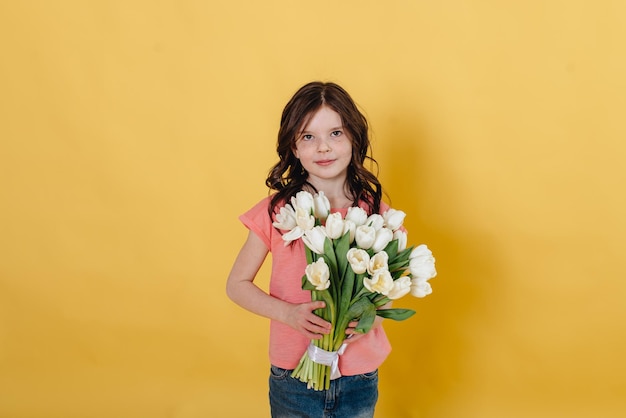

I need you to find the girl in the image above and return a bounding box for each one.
[226,81,393,418]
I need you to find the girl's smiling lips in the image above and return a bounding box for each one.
[315,159,335,166]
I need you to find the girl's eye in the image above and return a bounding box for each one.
[302,134,314,141]
[330,130,343,138]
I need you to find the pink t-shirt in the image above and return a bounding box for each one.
[239,195,392,376]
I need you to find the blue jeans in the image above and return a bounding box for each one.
[269,365,379,418]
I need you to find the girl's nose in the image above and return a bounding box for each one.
[318,138,331,152]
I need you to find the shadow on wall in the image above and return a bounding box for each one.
[376,103,504,417]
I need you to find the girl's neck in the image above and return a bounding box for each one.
[304,180,353,209]
[327,194,354,209]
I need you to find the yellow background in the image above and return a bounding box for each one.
[1,1,625,417]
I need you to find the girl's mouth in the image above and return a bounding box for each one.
[315,159,335,166]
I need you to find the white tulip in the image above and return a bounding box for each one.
[325,212,345,239]
[383,208,406,231]
[366,214,385,230]
[410,278,433,298]
[347,248,370,274]
[292,191,315,214]
[282,226,304,244]
[272,204,297,230]
[410,243,434,260]
[355,225,376,249]
[409,244,437,281]
[363,270,394,295]
[313,191,331,220]
[343,220,356,243]
[305,258,331,290]
[345,206,368,226]
[302,226,327,255]
[371,227,394,253]
[393,229,407,251]
[368,251,389,275]
[295,207,315,231]
[387,276,412,300]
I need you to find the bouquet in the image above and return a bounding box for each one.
[272,190,437,391]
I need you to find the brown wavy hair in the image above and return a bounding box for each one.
[266,81,382,218]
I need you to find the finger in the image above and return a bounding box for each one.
[309,316,331,329]
[300,322,329,337]
[305,331,323,340]
[308,301,326,310]
[307,321,331,334]
[343,333,364,344]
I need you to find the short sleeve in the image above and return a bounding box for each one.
[239,196,273,249]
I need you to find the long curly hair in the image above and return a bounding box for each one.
[266,81,382,219]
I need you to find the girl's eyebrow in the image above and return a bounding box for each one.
[298,125,343,136]
[301,126,344,134]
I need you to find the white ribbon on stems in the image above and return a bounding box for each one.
[306,341,348,380]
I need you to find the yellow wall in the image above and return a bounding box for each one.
[1,1,625,417]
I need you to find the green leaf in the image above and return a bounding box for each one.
[302,273,316,290]
[388,260,409,275]
[354,302,376,333]
[391,246,413,265]
[387,245,414,277]
[342,297,376,334]
[334,231,351,278]
[371,294,391,308]
[376,308,416,321]
[323,238,339,279]
[353,273,366,297]
[305,247,315,265]
[338,268,355,319]
[383,239,399,260]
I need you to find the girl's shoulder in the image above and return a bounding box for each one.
[239,195,276,249]
[243,194,274,217]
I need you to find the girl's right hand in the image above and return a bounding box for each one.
[284,301,331,340]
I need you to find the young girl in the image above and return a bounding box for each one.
[226,81,393,418]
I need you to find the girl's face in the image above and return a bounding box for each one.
[294,105,353,189]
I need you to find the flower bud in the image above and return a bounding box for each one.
[295,207,315,231]
[410,278,432,298]
[409,244,437,281]
[281,226,304,245]
[305,258,331,290]
[363,270,393,295]
[313,191,331,220]
[393,229,407,252]
[355,225,376,249]
[347,248,370,274]
[272,204,297,231]
[368,251,389,275]
[343,220,356,243]
[388,276,412,300]
[383,208,406,231]
[292,191,314,214]
[325,212,345,239]
[302,226,327,255]
[366,214,385,230]
[371,227,394,253]
[345,206,368,226]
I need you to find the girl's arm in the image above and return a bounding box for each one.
[226,230,331,340]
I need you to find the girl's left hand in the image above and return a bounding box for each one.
[343,321,364,344]
[344,301,390,344]
[343,316,383,344]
